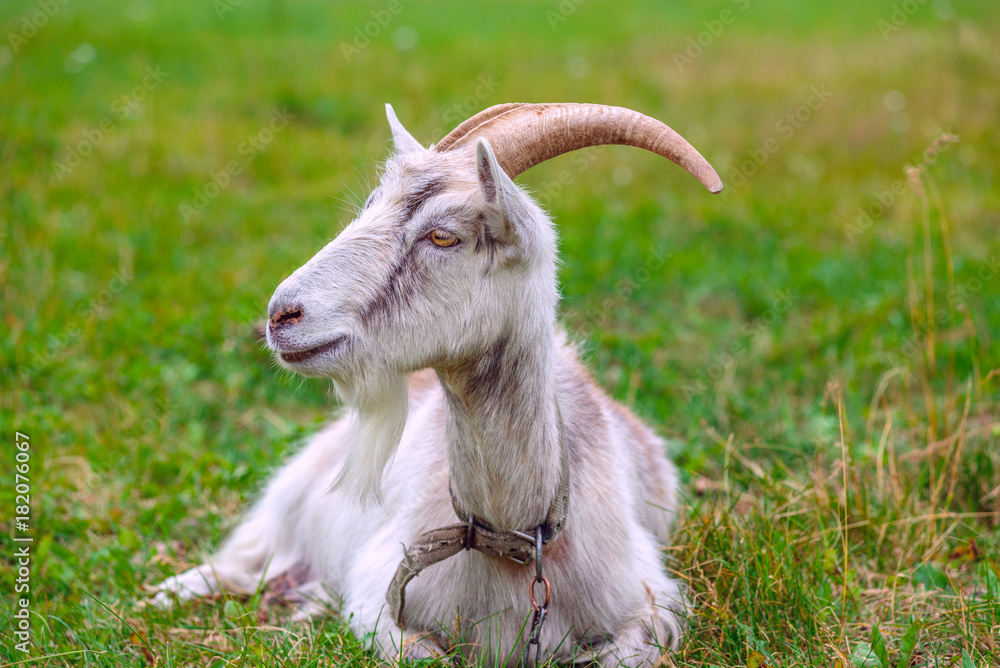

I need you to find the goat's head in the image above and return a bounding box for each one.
[264,103,721,504]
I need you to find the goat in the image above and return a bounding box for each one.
[153,103,722,666]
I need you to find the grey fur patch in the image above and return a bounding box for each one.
[463,334,528,413]
[358,246,422,329]
[474,213,495,253]
[402,178,446,219]
[477,160,498,204]
[363,187,382,211]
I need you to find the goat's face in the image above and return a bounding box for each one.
[265,110,557,382]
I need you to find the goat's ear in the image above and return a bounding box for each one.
[475,138,519,243]
[385,104,425,155]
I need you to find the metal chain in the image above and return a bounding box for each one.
[522,526,551,666]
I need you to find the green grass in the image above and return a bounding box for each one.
[2,0,999,665]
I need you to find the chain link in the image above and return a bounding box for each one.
[522,526,551,665]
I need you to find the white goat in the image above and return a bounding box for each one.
[154,103,722,666]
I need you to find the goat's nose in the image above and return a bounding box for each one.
[269,303,305,329]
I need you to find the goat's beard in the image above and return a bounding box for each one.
[330,368,409,508]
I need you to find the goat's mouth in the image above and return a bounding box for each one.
[277,335,349,364]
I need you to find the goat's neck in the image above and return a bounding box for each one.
[436,323,561,532]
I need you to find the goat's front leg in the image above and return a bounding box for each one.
[345,581,451,663]
[151,507,288,607]
[593,618,665,667]
[150,420,355,610]
[361,616,449,665]
[573,620,658,667]
[152,562,223,606]
[581,602,683,668]
[343,523,453,664]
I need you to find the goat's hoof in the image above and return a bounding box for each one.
[399,632,446,662]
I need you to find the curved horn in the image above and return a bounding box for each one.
[434,103,528,152]
[433,103,722,193]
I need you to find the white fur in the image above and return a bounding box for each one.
[154,105,686,666]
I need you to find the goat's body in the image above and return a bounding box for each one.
[155,104,721,665]
[157,340,683,664]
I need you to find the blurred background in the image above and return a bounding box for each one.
[2,0,998,665]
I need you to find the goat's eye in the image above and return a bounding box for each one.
[428,229,459,247]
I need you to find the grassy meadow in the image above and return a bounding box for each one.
[2,0,999,665]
